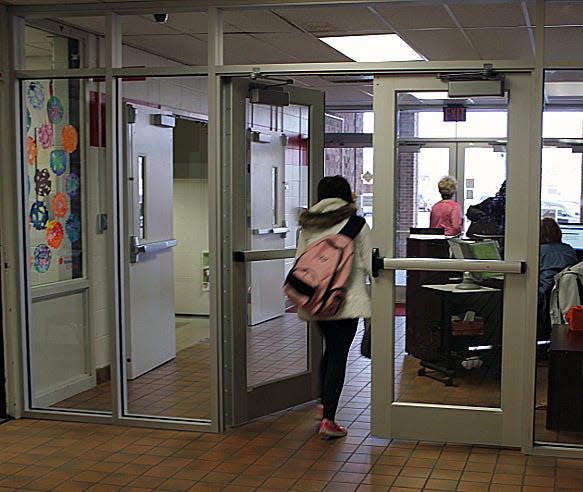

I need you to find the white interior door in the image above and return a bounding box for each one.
[124,103,176,380]
[248,130,286,325]
[371,74,534,447]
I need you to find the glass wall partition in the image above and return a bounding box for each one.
[534,69,583,448]
[22,73,110,413]
[120,76,211,421]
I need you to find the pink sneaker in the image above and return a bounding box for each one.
[315,404,324,419]
[319,418,347,438]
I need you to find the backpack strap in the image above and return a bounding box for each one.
[338,215,366,239]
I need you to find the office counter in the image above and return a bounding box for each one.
[546,324,583,431]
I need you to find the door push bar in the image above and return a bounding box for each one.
[251,227,290,236]
[371,248,526,278]
[130,236,177,263]
[233,248,296,263]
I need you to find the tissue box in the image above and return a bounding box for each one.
[451,319,484,336]
[565,305,583,331]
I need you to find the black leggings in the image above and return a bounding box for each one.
[317,318,359,421]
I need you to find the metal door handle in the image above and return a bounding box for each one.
[130,236,177,263]
[371,248,525,278]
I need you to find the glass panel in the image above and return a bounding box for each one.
[463,147,507,238]
[137,155,146,239]
[121,76,211,420]
[25,25,81,70]
[395,92,508,408]
[535,69,583,446]
[247,259,309,388]
[23,75,110,412]
[122,12,208,67]
[324,111,373,225]
[247,100,309,386]
[414,148,450,230]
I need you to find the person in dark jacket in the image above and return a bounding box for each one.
[466,181,506,239]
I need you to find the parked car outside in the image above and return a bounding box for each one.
[541,200,580,224]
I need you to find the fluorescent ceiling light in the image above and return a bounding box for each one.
[320,34,423,62]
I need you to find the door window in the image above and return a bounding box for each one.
[395,138,506,410]
[247,102,309,386]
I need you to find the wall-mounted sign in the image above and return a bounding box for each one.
[443,104,467,122]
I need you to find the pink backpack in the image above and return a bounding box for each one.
[284,215,365,318]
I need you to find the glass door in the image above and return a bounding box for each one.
[222,77,325,425]
[370,74,533,446]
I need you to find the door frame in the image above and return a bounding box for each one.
[371,73,540,448]
[221,76,325,426]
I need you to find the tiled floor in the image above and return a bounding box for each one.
[51,314,583,446]
[5,317,582,489]
[2,399,583,490]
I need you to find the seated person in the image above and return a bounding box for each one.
[429,176,462,237]
[538,217,578,340]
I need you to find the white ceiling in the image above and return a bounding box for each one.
[8,0,583,108]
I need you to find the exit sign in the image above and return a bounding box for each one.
[443,104,467,122]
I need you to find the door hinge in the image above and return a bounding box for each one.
[126,104,136,124]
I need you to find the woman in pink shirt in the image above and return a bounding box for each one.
[429,176,462,236]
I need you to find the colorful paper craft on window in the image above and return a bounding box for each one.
[49,149,67,176]
[62,124,78,153]
[51,192,68,218]
[30,201,49,230]
[65,214,81,243]
[34,168,51,196]
[46,220,64,249]
[27,81,45,110]
[65,173,80,197]
[38,123,54,149]
[33,244,51,273]
[47,96,64,124]
[27,136,37,165]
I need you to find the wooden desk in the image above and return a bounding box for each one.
[546,324,583,431]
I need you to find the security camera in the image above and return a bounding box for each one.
[153,13,168,23]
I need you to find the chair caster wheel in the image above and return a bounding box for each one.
[417,368,426,376]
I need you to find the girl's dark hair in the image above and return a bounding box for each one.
[317,175,354,203]
[540,217,562,244]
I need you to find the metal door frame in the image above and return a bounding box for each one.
[221,76,325,426]
[371,73,539,448]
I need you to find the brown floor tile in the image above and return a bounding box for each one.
[0,321,581,492]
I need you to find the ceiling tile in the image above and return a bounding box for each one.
[448,2,527,28]
[545,27,583,62]
[373,4,456,30]
[545,1,583,26]
[223,9,299,34]
[122,14,182,36]
[466,27,533,59]
[124,34,207,66]
[400,29,478,60]
[224,32,349,64]
[271,6,389,36]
